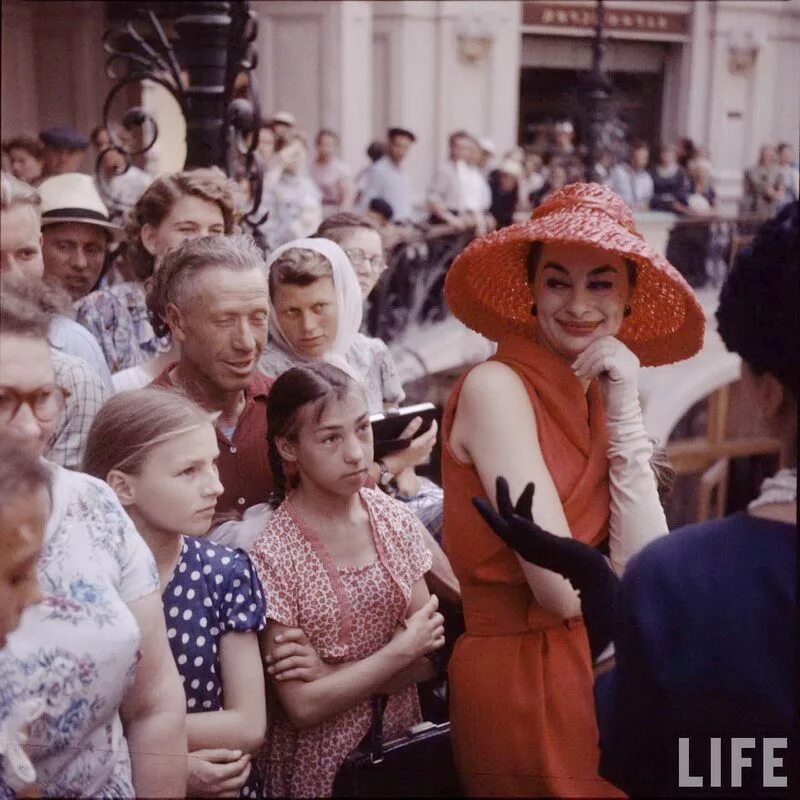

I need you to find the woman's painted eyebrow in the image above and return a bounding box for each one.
[542,262,618,276]
[542,261,568,273]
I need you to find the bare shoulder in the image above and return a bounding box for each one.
[459,360,532,412]
[452,360,540,462]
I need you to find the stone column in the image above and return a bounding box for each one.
[373,0,520,211]
[252,0,372,170]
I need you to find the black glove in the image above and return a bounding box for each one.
[473,476,619,662]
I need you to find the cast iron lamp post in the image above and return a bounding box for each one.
[581,0,614,183]
[99,0,266,227]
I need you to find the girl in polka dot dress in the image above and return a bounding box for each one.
[250,363,446,798]
[84,388,268,798]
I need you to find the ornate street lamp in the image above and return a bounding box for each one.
[581,0,614,183]
[98,0,266,229]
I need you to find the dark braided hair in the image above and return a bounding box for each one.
[266,363,362,508]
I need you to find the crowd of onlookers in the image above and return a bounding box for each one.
[5,116,796,252]
[0,112,796,799]
[0,108,463,798]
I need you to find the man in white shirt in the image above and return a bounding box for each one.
[478,137,498,175]
[463,135,492,212]
[607,141,654,212]
[356,127,416,221]
[428,131,491,226]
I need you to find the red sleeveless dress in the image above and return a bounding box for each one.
[442,336,624,797]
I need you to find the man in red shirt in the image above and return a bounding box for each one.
[148,234,273,514]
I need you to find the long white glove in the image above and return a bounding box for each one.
[573,336,668,575]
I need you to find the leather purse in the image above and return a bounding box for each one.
[332,694,462,797]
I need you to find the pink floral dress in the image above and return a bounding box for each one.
[249,488,433,798]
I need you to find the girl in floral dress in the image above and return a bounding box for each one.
[250,362,446,798]
[83,387,268,798]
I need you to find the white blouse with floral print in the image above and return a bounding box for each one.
[1,464,159,799]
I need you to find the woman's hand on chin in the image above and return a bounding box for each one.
[571,336,640,421]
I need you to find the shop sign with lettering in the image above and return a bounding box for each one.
[523,3,689,37]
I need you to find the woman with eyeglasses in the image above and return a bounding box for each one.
[316,213,388,301]
[0,284,187,798]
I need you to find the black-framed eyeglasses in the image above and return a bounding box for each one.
[344,248,387,273]
[0,384,70,425]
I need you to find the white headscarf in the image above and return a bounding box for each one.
[264,237,363,376]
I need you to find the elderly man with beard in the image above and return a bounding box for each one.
[148,234,274,516]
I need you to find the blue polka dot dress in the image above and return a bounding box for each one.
[163,537,267,798]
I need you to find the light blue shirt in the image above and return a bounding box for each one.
[49,315,113,390]
[607,163,654,211]
[357,156,414,220]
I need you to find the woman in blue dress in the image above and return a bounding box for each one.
[84,387,268,798]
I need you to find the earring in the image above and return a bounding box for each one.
[530,303,538,317]
[624,305,632,317]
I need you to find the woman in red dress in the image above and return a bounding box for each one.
[441,183,704,796]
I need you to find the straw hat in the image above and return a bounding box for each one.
[444,182,704,367]
[38,173,122,238]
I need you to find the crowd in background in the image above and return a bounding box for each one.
[4,114,797,251]
[0,109,796,799]
[10,116,795,310]
[0,108,461,797]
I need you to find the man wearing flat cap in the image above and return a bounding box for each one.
[357,126,417,222]
[39,126,89,182]
[38,173,122,304]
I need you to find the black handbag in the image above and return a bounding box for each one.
[332,694,462,798]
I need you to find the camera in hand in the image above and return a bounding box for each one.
[370,403,437,461]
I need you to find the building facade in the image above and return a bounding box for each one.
[3,0,799,212]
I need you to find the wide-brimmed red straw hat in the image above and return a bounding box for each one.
[445,182,705,366]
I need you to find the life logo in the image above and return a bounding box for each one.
[678,737,789,790]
